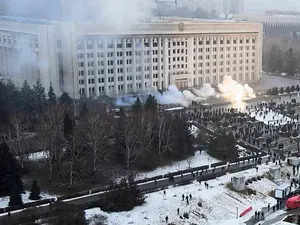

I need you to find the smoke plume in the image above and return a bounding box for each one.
[218,76,256,102]
[154,85,189,107]
[193,83,216,99]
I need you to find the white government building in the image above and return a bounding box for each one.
[0,16,262,99]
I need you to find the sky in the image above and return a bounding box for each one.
[244,0,300,13]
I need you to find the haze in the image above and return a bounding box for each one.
[245,0,300,13]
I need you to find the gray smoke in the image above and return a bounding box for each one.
[193,83,216,99]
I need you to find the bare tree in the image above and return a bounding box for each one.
[37,105,66,182]
[7,113,29,168]
[121,116,139,169]
[78,109,112,177]
[65,131,84,188]
[135,113,155,159]
[157,112,175,158]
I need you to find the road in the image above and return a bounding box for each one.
[0,155,265,225]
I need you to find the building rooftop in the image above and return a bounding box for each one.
[0,15,50,25]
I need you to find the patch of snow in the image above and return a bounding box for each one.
[87,164,277,225]
[189,125,199,137]
[247,178,277,195]
[0,192,56,209]
[137,150,219,179]
[250,108,295,126]
[27,151,47,161]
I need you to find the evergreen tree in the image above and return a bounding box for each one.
[63,113,74,139]
[279,87,284,94]
[33,79,47,114]
[297,85,300,92]
[20,80,35,114]
[59,92,72,106]
[9,185,23,207]
[0,82,10,124]
[291,85,295,93]
[29,179,41,200]
[284,48,297,76]
[208,131,238,161]
[79,103,88,118]
[170,116,194,158]
[0,141,23,196]
[268,45,283,73]
[132,97,142,113]
[48,84,57,105]
[274,87,279,95]
[286,86,291,94]
[144,95,157,112]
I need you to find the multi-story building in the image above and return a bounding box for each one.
[222,0,244,15]
[175,0,244,15]
[0,16,262,99]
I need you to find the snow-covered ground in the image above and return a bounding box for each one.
[0,191,56,208]
[86,163,278,225]
[189,124,199,137]
[137,150,219,179]
[27,151,47,161]
[250,108,295,126]
[237,145,253,157]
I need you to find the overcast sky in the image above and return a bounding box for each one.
[245,0,300,13]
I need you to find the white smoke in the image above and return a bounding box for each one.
[61,0,156,30]
[115,96,138,106]
[154,85,189,107]
[182,90,203,102]
[218,76,256,102]
[193,83,216,99]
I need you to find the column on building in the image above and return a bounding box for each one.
[186,37,194,87]
[122,38,128,94]
[229,36,234,82]
[38,25,57,92]
[163,37,169,89]
[158,37,162,90]
[83,39,89,98]
[216,35,221,83]
[132,37,137,92]
[149,37,154,89]
[60,23,79,99]
[93,38,100,97]
[257,29,263,80]
[103,39,109,96]
[141,38,145,91]
[203,36,208,83]
[194,36,198,87]
[113,38,118,96]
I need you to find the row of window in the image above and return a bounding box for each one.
[194,46,256,53]
[195,73,256,83]
[79,81,163,95]
[194,59,255,67]
[193,38,256,45]
[80,55,264,68]
[193,65,256,75]
[79,73,164,85]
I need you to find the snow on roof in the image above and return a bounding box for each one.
[276,183,290,190]
[164,107,185,111]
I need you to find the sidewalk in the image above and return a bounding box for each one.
[244,202,286,225]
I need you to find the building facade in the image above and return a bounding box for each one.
[0,17,262,99]
[175,0,244,15]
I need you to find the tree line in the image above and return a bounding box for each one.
[0,80,195,194]
[263,37,300,76]
[266,85,300,95]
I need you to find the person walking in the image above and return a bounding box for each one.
[165,216,168,223]
[268,203,270,211]
[177,208,180,215]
